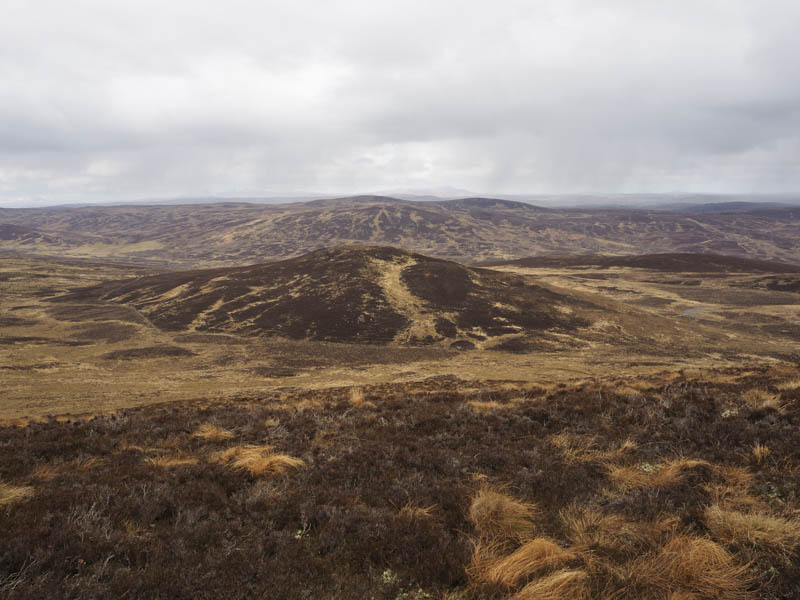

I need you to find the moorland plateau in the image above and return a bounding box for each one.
[1,196,799,598]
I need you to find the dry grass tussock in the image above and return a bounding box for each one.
[751,443,771,465]
[398,502,437,520]
[482,538,577,587]
[635,536,752,599]
[349,387,376,408]
[31,456,104,480]
[468,486,538,543]
[606,457,710,490]
[650,458,711,488]
[559,507,663,557]
[146,455,199,468]
[213,444,305,477]
[705,505,800,555]
[704,466,763,512]
[552,434,637,465]
[741,388,784,414]
[467,400,506,413]
[192,423,234,441]
[0,481,34,506]
[510,569,589,600]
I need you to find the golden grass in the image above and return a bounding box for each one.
[553,434,637,465]
[560,507,655,558]
[213,444,305,477]
[650,458,711,488]
[635,536,752,599]
[468,487,538,543]
[612,437,638,457]
[0,481,34,506]
[510,569,589,600]
[192,423,234,441]
[607,458,710,490]
[550,433,596,464]
[775,378,800,391]
[146,455,199,468]
[606,465,651,490]
[467,400,506,413]
[705,505,800,555]
[31,456,104,480]
[484,538,577,587]
[348,387,376,408]
[704,466,763,512]
[751,443,771,465]
[741,388,784,413]
[398,503,437,520]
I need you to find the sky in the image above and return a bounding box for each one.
[2,0,800,206]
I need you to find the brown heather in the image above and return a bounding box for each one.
[0,369,799,598]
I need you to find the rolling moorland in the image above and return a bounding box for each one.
[2,196,800,267]
[2,196,800,599]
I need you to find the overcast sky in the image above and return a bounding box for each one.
[2,1,800,206]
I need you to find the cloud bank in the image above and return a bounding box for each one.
[2,0,800,205]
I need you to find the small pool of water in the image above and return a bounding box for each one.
[682,305,718,317]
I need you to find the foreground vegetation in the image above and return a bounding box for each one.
[1,366,799,598]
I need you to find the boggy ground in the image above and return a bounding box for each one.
[2,365,800,599]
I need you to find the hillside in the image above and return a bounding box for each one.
[54,246,601,346]
[487,252,800,273]
[2,196,800,267]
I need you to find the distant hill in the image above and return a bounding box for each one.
[54,246,601,346]
[487,252,800,273]
[2,195,800,267]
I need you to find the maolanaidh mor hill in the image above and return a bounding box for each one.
[54,246,623,349]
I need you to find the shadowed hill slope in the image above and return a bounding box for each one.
[487,252,800,273]
[54,246,599,345]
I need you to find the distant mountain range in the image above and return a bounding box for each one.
[1,195,799,267]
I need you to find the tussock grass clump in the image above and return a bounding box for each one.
[741,389,784,415]
[192,423,234,441]
[635,536,752,599]
[606,457,711,490]
[468,487,538,543]
[751,443,771,465]
[705,505,800,555]
[606,464,651,490]
[0,481,33,507]
[550,433,595,464]
[146,455,199,468]
[213,444,305,477]
[560,507,655,557]
[349,387,376,408]
[398,503,437,520]
[510,569,589,600]
[31,456,104,480]
[704,466,763,512]
[650,458,711,488]
[484,538,577,588]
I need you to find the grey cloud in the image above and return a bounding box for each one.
[1,0,799,205]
